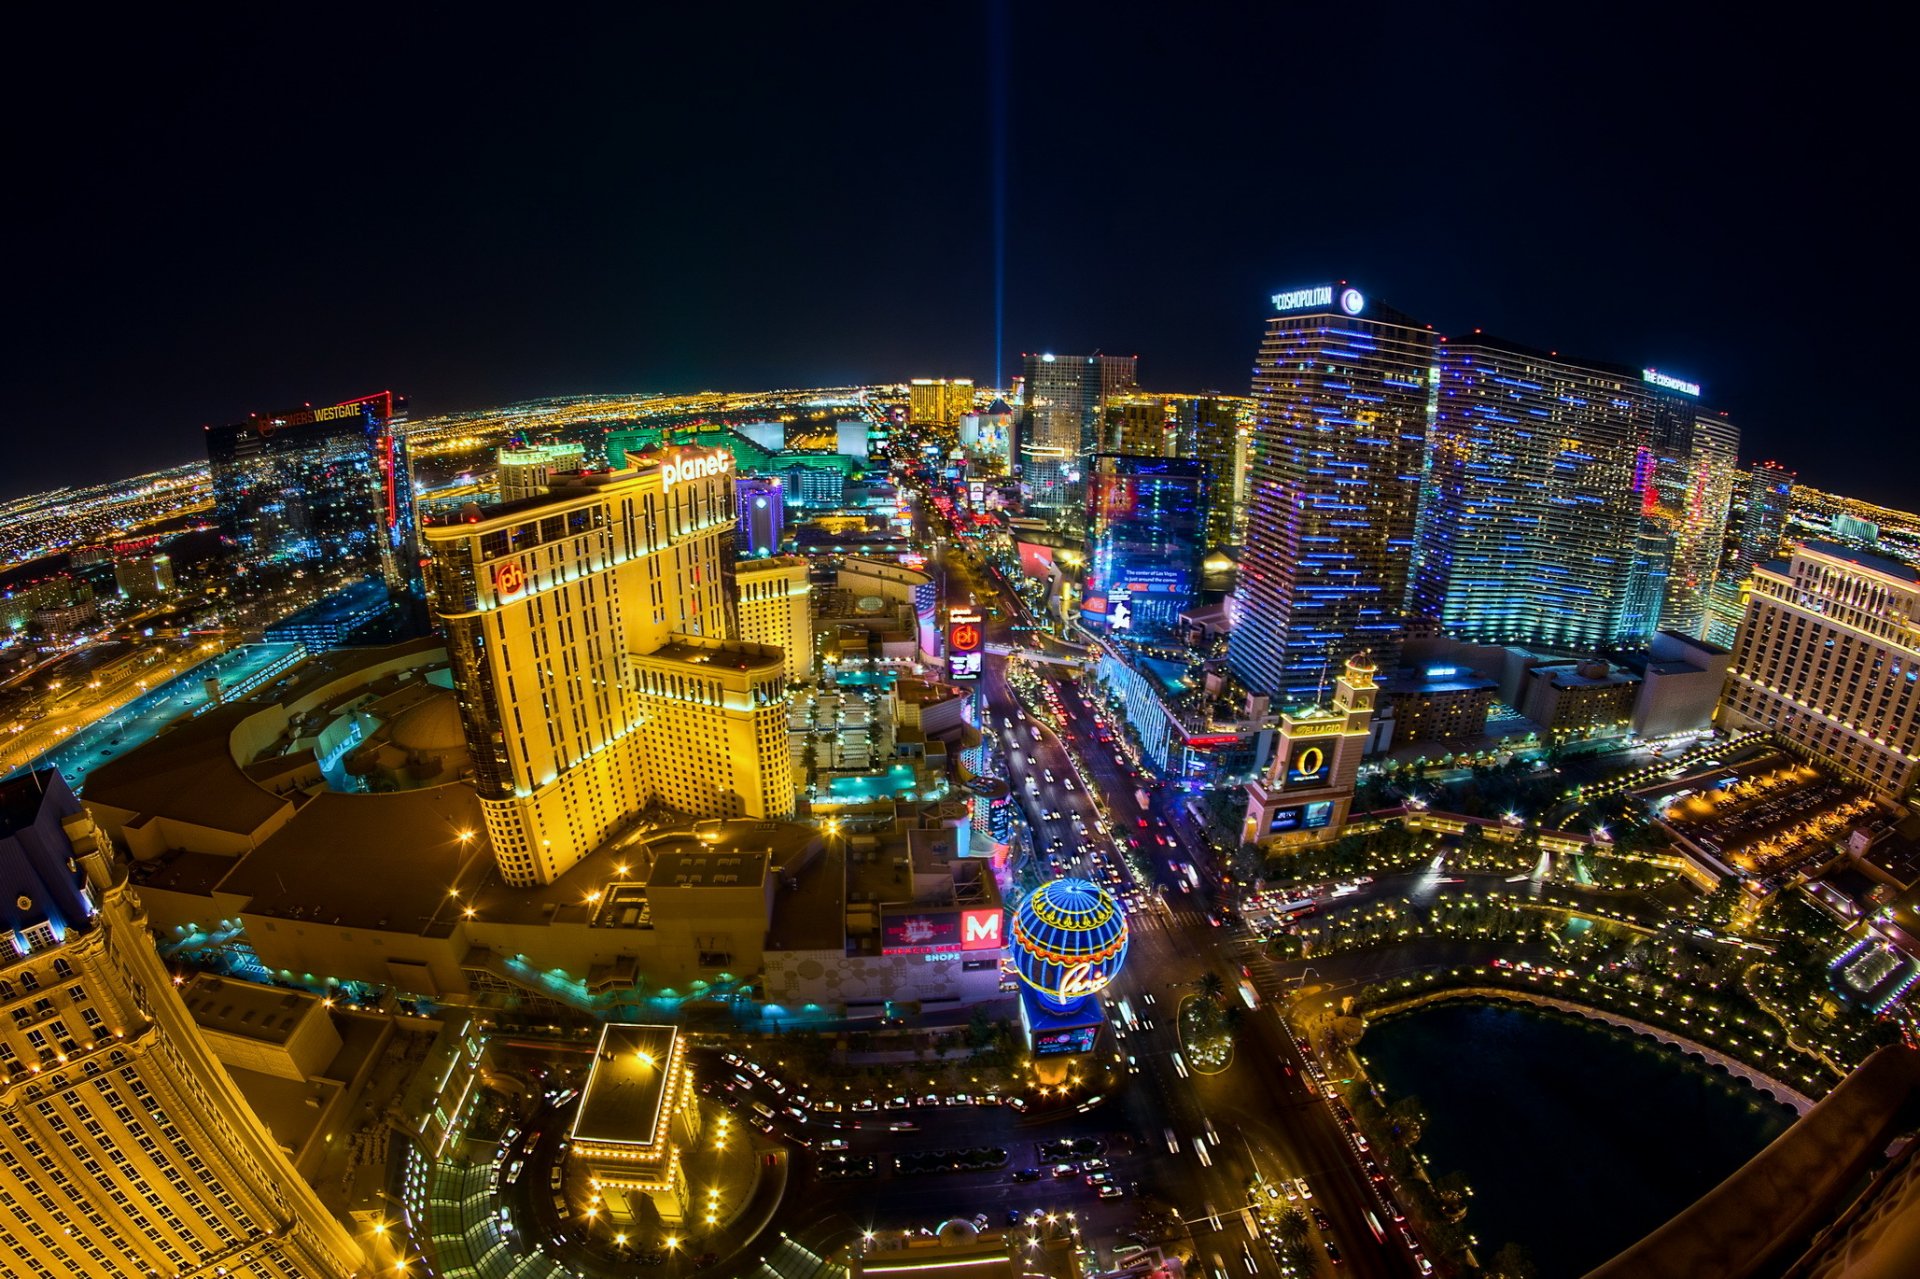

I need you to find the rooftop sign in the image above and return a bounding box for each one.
[1643,368,1701,397]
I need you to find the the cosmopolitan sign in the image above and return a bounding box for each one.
[1272,285,1333,312]
[1643,368,1701,397]
[661,447,734,491]
[1272,285,1366,316]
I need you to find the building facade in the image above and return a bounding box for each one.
[1243,655,1379,849]
[736,476,787,556]
[495,442,586,503]
[908,378,975,427]
[1229,285,1433,699]
[423,453,749,885]
[1414,339,1666,650]
[206,392,417,591]
[0,773,366,1278]
[1718,541,1920,800]
[735,557,814,684]
[1018,353,1137,525]
[1657,411,1741,639]
[1083,454,1204,637]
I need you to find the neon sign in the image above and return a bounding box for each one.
[1643,368,1700,396]
[1272,285,1334,312]
[493,561,527,598]
[661,447,734,491]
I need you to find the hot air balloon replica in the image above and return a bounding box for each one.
[1010,877,1128,1070]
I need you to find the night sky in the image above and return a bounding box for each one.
[4,8,1907,504]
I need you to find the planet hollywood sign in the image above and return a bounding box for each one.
[660,447,734,492]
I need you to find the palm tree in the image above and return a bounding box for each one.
[1275,1207,1311,1247]
[1194,972,1227,1003]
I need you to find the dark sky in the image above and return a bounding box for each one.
[4,7,1909,504]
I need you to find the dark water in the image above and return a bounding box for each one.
[1360,1002,1797,1278]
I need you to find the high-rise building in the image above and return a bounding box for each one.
[735,556,814,683]
[908,378,975,427]
[1718,541,1920,799]
[1734,461,1797,581]
[631,636,796,821]
[424,450,793,886]
[495,441,586,503]
[0,772,366,1278]
[1658,411,1742,638]
[1104,394,1171,455]
[1414,339,1665,650]
[112,552,174,603]
[1229,285,1433,699]
[736,476,786,556]
[206,391,417,591]
[1170,395,1249,549]
[1018,353,1138,525]
[1083,454,1204,637]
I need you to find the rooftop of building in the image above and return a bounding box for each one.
[767,838,848,952]
[263,578,389,632]
[1531,661,1640,690]
[181,974,324,1045]
[216,785,490,934]
[0,772,92,937]
[638,636,786,673]
[648,848,769,890]
[1794,538,1920,585]
[1381,667,1499,695]
[83,703,291,834]
[571,1023,681,1147]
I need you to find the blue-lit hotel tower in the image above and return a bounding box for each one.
[1229,285,1434,700]
[1083,454,1204,637]
[1412,341,1736,649]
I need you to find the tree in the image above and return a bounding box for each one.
[1275,1207,1311,1246]
[1194,972,1227,1003]
[1388,1095,1427,1147]
[1490,1242,1538,1279]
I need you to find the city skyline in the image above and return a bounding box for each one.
[3,8,1908,505]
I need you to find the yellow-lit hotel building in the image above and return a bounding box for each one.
[425,449,794,886]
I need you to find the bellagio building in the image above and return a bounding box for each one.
[0,772,365,1278]
[425,448,795,887]
[1718,540,1920,800]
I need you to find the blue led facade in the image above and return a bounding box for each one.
[1412,340,1737,650]
[1010,877,1129,1012]
[1229,290,1434,699]
[1083,454,1204,637]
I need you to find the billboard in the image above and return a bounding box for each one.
[1016,541,1057,580]
[1269,800,1334,833]
[1032,1026,1099,1057]
[948,609,983,681]
[881,906,1003,955]
[1284,738,1334,789]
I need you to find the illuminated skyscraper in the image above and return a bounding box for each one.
[909,378,975,427]
[1229,286,1432,699]
[736,475,786,556]
[1170,394,1249,549]
[1719,541,1920,799]
[1018,353,1138,525]
[495,441,585,503]
[1734,460,1797,581]
[0,772,366,1278]
[1103,394,1172,455]
[1658,411,1741,638]
[424,450,792,886]
[735,556,814,683]
[1083,454,1204,637]
[206,391,417,591]
[1414,339,1665,649]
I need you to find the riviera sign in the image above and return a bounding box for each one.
[1643,368,1701,397]
[660,447,734,491]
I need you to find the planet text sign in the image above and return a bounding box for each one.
[661,447,734,491]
